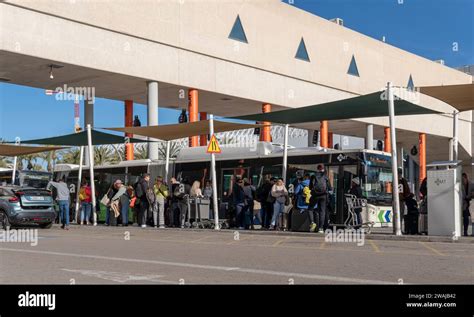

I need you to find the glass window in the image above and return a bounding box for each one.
[295,37,310,62]
[407,74,414,90]
[228,15,248,43]
[347,55,360,77]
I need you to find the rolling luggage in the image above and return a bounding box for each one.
[291,208,310,232]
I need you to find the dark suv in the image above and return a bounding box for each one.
[0,186,56,229]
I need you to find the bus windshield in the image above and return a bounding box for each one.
[364,166,392,205]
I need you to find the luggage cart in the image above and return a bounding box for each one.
[189,197,228,229]
[344,194,374,233]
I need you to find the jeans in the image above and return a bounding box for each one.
[105,206,110,225]
[463,211,470,236]
[261,202,273,228]
[314,196,327,230]
[80,202,92,223]
[153,198,165,227]
[271,201,285,227]
[234,203,246,228]
[58,200,70,227]
[138,199,149,226]
[121,203,129,226]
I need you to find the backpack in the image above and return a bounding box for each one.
[312,175,327,196]
[134,181,144,199]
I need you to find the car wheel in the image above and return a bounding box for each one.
[39,222,53,229]
[0,211,11,230]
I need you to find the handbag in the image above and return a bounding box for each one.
[110,200,121,218]
[100,189,111,206]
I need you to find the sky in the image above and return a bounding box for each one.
[0,0,473,142]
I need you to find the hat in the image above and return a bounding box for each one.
[351,177,360,185]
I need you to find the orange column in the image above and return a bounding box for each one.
[328,132,333,148]
[384,127,391,153]
[188,89,199,147]
[200,112,207,146]
[259,103,272,142]
[320,121,328,148]
[419,133,426,184]
[124,100,134,161]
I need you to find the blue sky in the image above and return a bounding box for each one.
[1,0,473,142]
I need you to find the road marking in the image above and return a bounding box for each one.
[0,247,393,284]
[272,237,290,247]
[190,235,213,243]
[61,269,173,283]
[419,242,446,256]
[368,240,381,253]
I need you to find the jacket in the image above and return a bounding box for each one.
[295,179,310,210]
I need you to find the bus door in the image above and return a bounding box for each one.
[331,165,358,225]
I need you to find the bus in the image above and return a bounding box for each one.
[0,168,53,189]
[53,142,394,229]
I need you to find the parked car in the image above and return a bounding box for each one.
[0,186,56,229]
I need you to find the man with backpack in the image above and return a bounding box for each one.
[311,165,332,233]
[135,173,153,228]
[174,177,191,228]
[295,174,312,230]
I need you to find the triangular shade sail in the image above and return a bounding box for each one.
[0,144,65,156]
[105,120,263,141]
[419,83,474,112]
[348,55,360,77]
[232,90,442,124]
[12,130,146,146]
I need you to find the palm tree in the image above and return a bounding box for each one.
[158,141,182,159]
[58,148,81,164]
[134,143,148,160]
[38,150,59,172]
[18,154,42,171]
[0,156,12,168]
[94,145,115,166]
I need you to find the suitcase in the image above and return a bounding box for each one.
[291,208,310,232]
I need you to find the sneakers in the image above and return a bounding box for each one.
[93,222,97,226]
[318,229,324,233]
[159,225,165,229]
[309,222,317,232]
[141,224,146,228]
[154,226,158,229]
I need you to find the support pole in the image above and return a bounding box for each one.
[366,124,373,150]
[453,110,459,162]
[282,124,289,185]
[11,138,20,185]
[165,140,170,184]
[74,146,84,222]
[86,124,97,226]
[209,114,219,230]
[387,82,402,236]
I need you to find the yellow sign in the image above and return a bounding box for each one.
[206,135,221,154]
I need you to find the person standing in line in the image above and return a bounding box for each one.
[232,177,246,229]
[348,177,363,226]
[48,177,71,230]
[203,179,214,219]
[295,174,311,231]
[243,178,256,229]
[461,173,473,237]
[176,178,191,228]
[153,176,169,229]
[169,177,181,227]
[110,180,130,226]
[311,165,331,233]
[270,178,288,230]
[79,179,92,226]
[135,173,153,228]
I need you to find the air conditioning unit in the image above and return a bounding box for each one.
[330,18,344,26]
[434,59,445,65]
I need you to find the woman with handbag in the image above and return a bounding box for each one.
[270,178,288,230]
[79,180,92,225]
[109,180,130,226]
